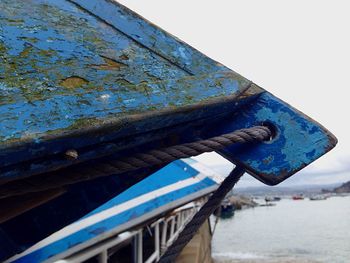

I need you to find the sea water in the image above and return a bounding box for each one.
[212,196,350,263]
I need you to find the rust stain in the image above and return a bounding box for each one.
[60,76,89,89]
[92,56,126,70]
[119,54,129,61]
[262,155,273,164]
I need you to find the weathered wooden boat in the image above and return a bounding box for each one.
[5,159,224,263]
[0,0,337,262]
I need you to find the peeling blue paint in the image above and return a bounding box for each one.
[0,0,336,186]
[0,0,249,168]
[0,0,337,261]
[207,92,337,185]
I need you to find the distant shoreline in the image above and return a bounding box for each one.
[214,258,321,263]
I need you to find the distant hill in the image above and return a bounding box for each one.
[332,181,350,193]
[233,183,340,196]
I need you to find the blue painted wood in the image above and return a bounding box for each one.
[70,0,227,74]
[206,92,337,185]
[0,169,151,261]
[0,0,336,187]
[0,0,249,169]
[0,70,252,169]
[0,0,337,260]
[3,160,220,262]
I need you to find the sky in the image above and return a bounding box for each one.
[118,0,350,187]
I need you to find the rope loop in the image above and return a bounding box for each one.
[0,125,271,199]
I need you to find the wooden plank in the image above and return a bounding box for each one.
[205,92,337,184]
[0,188,65,224]
[0,0,336,187]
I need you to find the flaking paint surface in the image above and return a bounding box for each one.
[0,0,245,148]
[210,92,337,184]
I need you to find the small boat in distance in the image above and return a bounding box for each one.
[292,195,304,200]
[265,196,281,202]
[214,199,235,218]
[310,195,327,201]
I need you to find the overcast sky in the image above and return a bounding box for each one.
[118,0,350,187]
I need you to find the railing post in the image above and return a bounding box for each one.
[137,231,143,263]
[133,230,143,263]
[154,222,160,261]
[170,216,175,237]
[176,213,182,231]
[98,250,107,263]
[161,220,168,253]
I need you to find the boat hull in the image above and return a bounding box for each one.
[4,160,222,263]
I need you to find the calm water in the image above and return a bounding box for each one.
[212,196,350,263]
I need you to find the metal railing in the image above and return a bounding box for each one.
[55,201,202,263]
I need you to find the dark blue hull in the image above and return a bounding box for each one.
[0,170,152,261]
